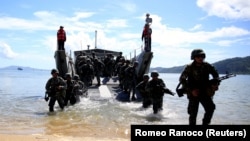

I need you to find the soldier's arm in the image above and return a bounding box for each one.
[210,64,219,79]
[45,78,52,91]
[179,65,189,85]
[59,77,67,90]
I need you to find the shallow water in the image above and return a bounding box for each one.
[0,70,249,138]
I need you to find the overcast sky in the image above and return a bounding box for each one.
[0,0,249,70]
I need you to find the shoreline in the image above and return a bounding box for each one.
[0,133,129,141]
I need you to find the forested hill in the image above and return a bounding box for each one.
[150,56,250,74]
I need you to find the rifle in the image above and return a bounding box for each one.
[163,88,175,96]
[210,73,236,85]
[176,73,236,97]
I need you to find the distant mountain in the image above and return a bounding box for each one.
[150,56,250,74]
[2,56,250,74]
[0,65,48,71]
[212,56,250,74]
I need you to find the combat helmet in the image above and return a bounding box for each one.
[150,70,159,77]
[73,75,80,80]
[65,73,71,78]
[143,74,149,79]
[51,68,59,74]
[191,49,206,60]
[133,61,139,66]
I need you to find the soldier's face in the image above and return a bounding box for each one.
[52,73,58,77]
[194,55,204,63]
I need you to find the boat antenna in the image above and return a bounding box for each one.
[95,30,97,49]
[80,40,82,50]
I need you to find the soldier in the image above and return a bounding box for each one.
[145,71,166,114]
[116,58,125,88]
[57,26,66,50]
[114,52,124,76]
[90,52,97,62]
[93,58,105,86]
[70,75,88,104]
[103,53,115,77]
[64,73,74,106]
[125,61,139,101]
[45,69,67,112]
[145,13,152,25]
[73,75,88,97]
[178,49,219,125]
[118,60,130,91]
[80,59,94,87]
[141,23,152,52]
[136,74,152,108]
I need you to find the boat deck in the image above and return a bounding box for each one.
[86,76,142,102]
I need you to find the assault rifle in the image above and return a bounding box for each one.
[156,84,176,96]
[163,88,176,96]
[176,73,236,97]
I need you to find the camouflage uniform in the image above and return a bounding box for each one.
[146,71,166,114]
[136,74,152,108]
[70,75,88,104]
[72,75,88,97]
[103,54,115,77]
[124,61,139,101]
[179,49,219,125]
[116,58,125,88]
[118,60,130,90]
[45,69,67,112]
[64,73,75,106]
[93,58,105,86]
[80,59,94,87]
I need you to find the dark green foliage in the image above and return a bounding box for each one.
[150,56,250,74]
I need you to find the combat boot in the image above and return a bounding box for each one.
[49,106,54,112]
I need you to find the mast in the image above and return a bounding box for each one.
[95,30,97,49]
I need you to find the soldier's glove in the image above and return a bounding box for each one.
[45,96,49,102]
[44,91,49,102]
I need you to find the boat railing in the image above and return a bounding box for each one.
[124,46,144,62]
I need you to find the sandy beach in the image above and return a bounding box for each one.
[0,134,129,141]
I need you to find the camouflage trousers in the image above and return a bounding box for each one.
[152,96,163,114]
[187,95,216,125]
[48,90,66,111]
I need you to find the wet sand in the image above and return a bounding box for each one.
[0,134,129,141]
[0,124,130,141]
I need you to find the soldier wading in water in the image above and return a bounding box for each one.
[178,49,219,125]
[45,69,67,112]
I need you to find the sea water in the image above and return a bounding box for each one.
[0,69,249,138]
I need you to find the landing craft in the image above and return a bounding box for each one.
[53,13,153,101]
[54,46,153,83]
[54,47,153,101]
